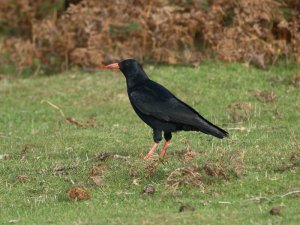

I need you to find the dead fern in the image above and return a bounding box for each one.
[1,0,300,72]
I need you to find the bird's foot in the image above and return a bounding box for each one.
[143,155,151,160]
[143,142,159,160]
[159,141,171,159]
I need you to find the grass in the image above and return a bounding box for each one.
[0,62,300,224]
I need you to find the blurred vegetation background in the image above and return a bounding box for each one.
[0,0,299,75]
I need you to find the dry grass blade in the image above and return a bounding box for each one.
[274,152,300,172]
[41,99,66,118]
[53,162,80,176]
[20,144,33,160]
[255,91,276,103]
[165,165,204,194]
[203,162,229,180]
[183,143,197,161]
[228,102,253,122]
[129,166,139,177]
[144,156,161,178]
[229,150,245,177]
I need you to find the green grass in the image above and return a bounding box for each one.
[0,62,300,224]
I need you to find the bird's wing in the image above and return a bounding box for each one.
[129,80,228,139]
[129,85,202,126]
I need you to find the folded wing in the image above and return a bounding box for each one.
[129,81,228,138]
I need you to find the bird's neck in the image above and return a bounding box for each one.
[126,72,148,89]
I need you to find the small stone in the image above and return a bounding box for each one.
[143,184,155,195]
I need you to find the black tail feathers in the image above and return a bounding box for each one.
[198,123,229,139]
[210,126,228,139]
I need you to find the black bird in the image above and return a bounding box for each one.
[103,59,228,159]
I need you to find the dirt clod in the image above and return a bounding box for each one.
[88,164,107,187]
[16,175,29,182]
[88,164,107,176]
[95,152,112,161]
[89,176,103,187]
[203,162,228,180]
[65,117,85,128]
[270,207,282,215]
[255,91,276,103]
[275,152,300,172]
[53,162,80,176]
[67,186,90,201]
[179,204,195,213]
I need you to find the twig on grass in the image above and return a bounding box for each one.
[41,99,85,128]
[280,190,300,198]
[41,99,65,118]
[200,190,300,207]
[244,190,300,203]
[218,201,232,204]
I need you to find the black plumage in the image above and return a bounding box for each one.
[103,59,228,159]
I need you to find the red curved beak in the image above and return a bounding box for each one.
[102,63,120,69]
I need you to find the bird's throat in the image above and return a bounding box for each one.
[125,74,148,89]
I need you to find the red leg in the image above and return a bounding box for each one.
[160,141,171,158]
[144,142,159,160]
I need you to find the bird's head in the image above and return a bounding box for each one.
[103,59,142,75]
[103,59,148,87]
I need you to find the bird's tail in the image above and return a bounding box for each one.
[204,124,228,139]
[196,119,229,139]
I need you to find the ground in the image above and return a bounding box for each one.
[0,62,300,224]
